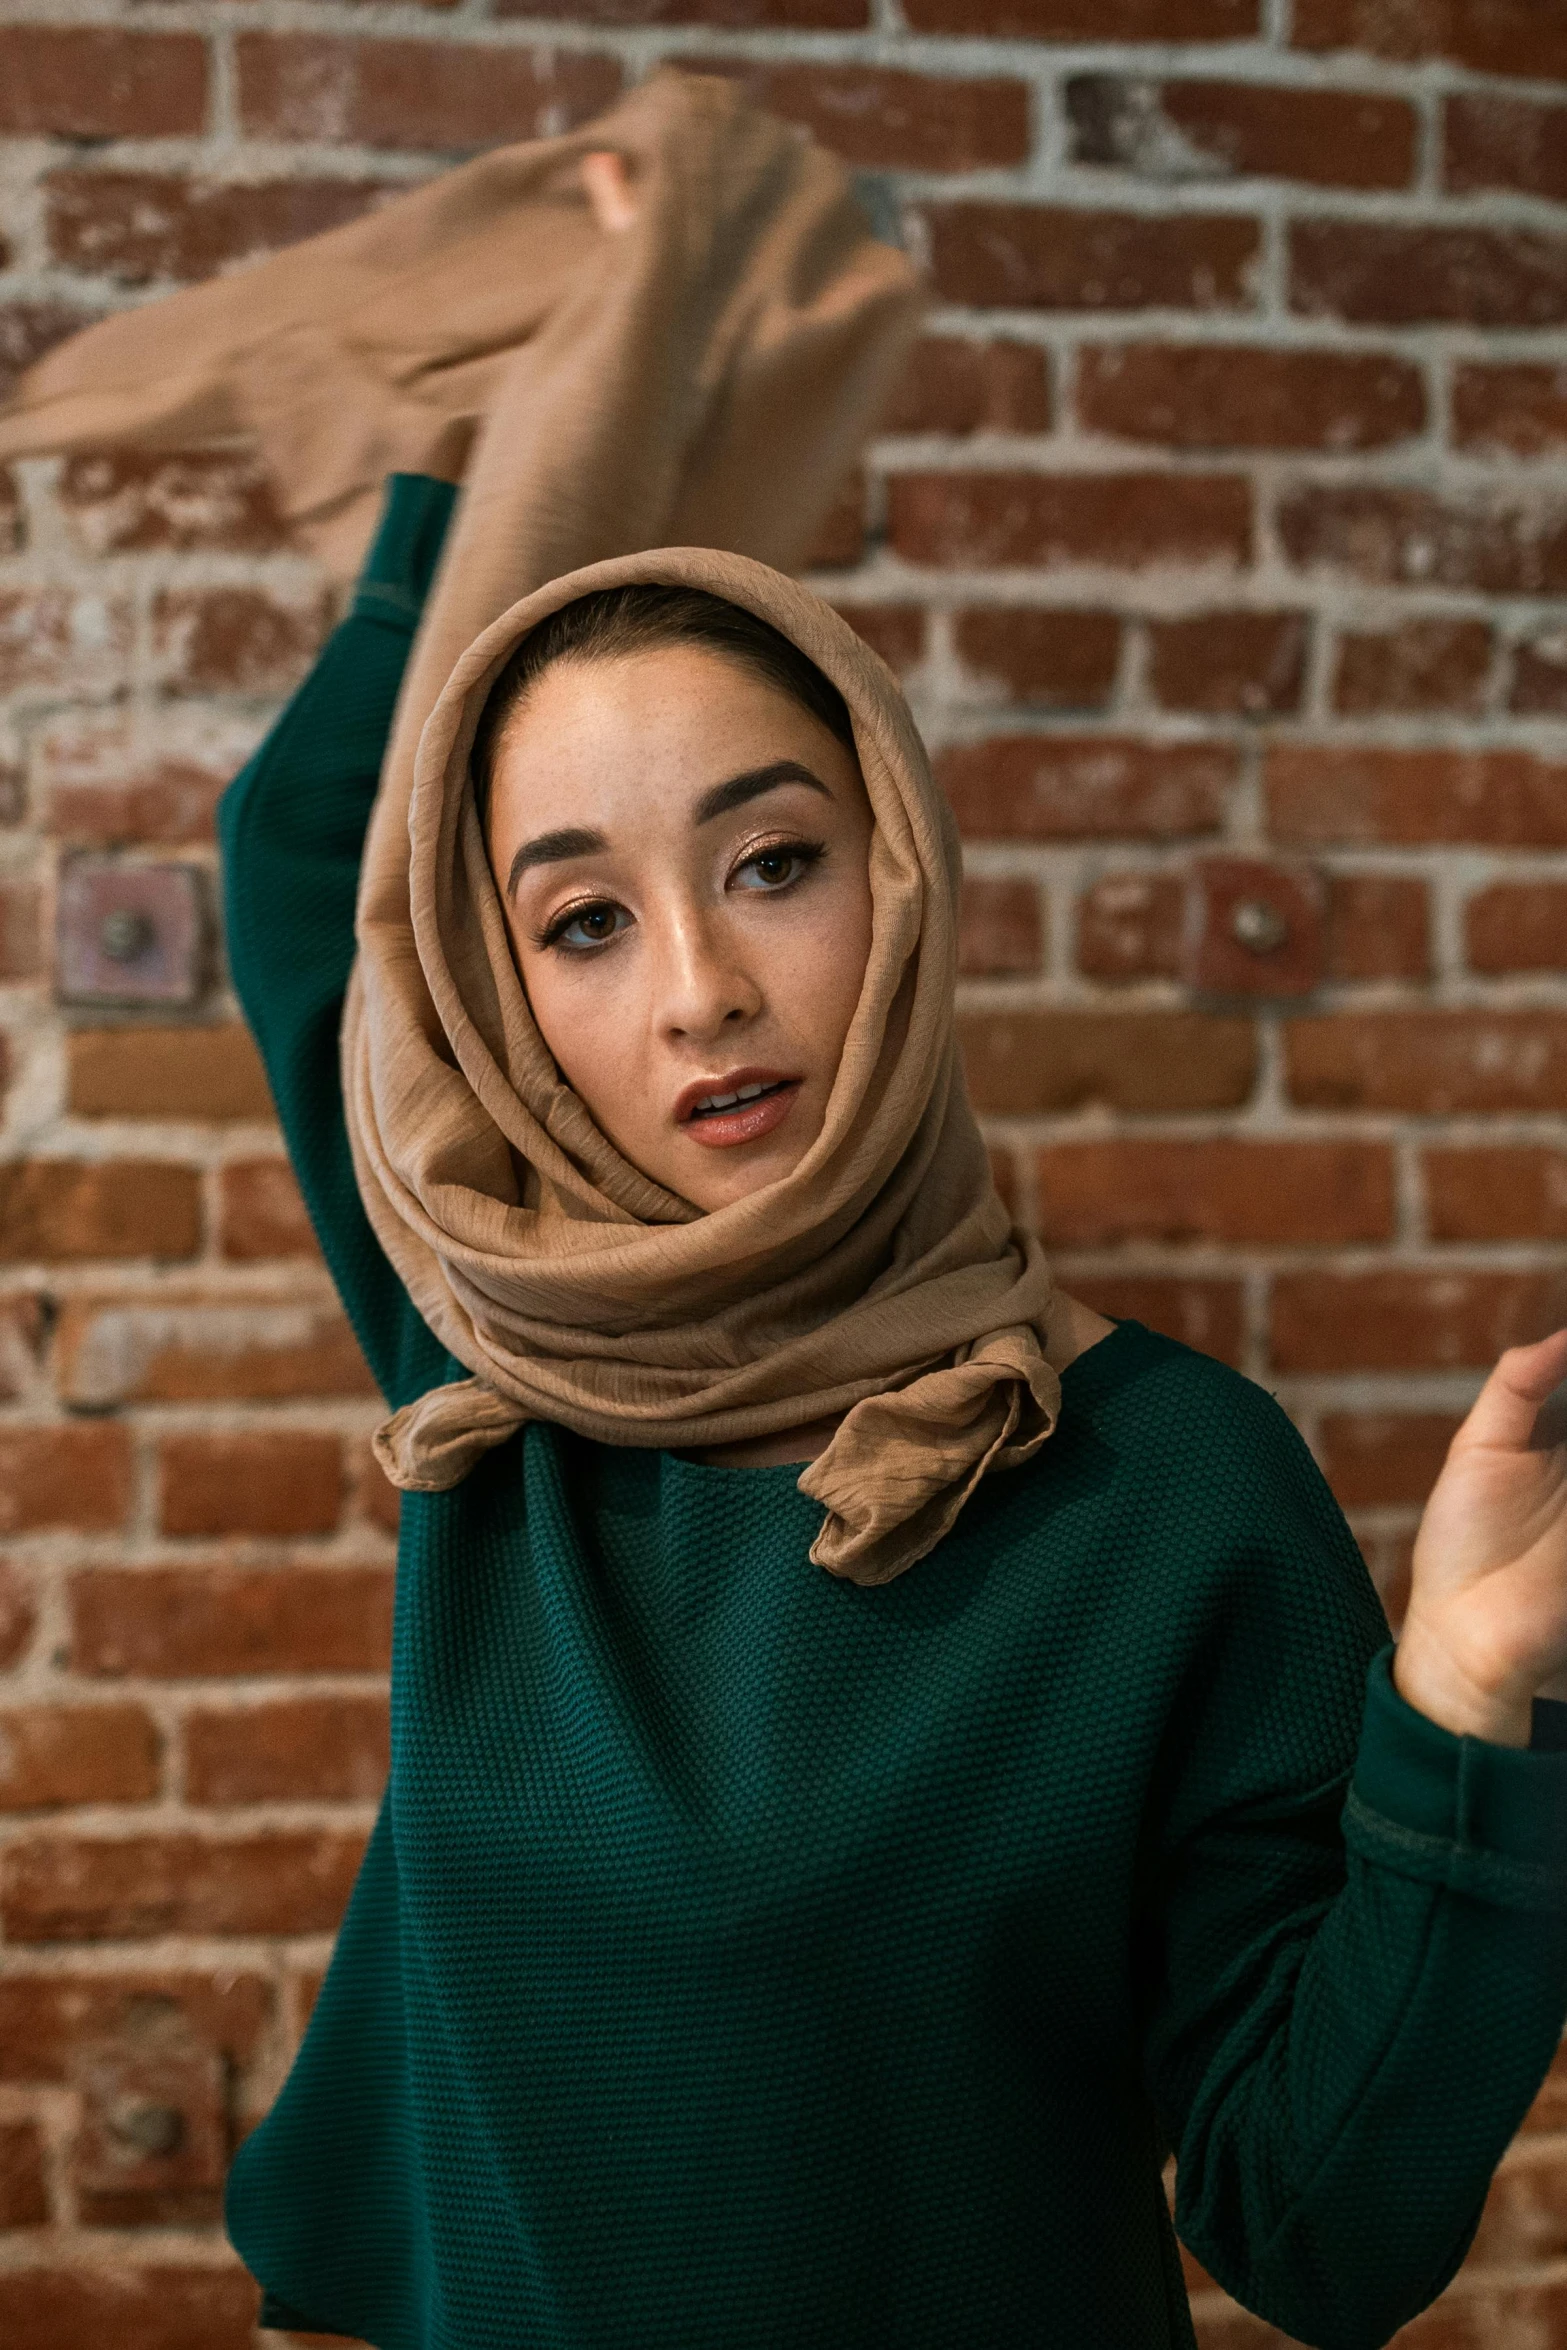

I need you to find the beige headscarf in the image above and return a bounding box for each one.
[346,545,1066,1588]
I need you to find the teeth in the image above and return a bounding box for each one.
[694,1081,772,1115]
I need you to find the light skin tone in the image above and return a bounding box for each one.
[483,621,1567,1757]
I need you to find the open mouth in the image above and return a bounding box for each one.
[678,1073,802,1149]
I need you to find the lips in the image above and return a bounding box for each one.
[676,1068,802,1150]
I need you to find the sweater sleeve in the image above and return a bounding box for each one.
[217,473,457,1411]
[1140,1390,1567,2350]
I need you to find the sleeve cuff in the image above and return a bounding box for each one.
[1343,1645,1567,1910]
[350,472,458,626]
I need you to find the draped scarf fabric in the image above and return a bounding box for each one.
[345,545,1066,1587]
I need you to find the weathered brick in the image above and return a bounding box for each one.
[0,2117,48,2228]
[1326,875,1430,982]
[357,1439,404,1536]
[1318,1414,1461,1509]
[683,61,1029,171]
[1066,76,1415,190]
[1292,221,1567,331]
[0,1160,200,1262]
[237,34,621,150]
[0,1972,270,2091]
[0,465,20,556]
[1294,0,1567,81]
[1453,365,1567,460]
[1146,611,1307,716]
[1267,747,1567,849]
[49,760,229,847]
[0,878,42,978]
[1036,1138,1393,1246]
[57,450,288,556]
[0,1560,35,1670]
[1287,1012,1567,1114]
[958,877,1043,976]
[218,1158,322,1261]
[151,585,331,696]
[1466,883,1567,976]
[0,301,97,405]
[1271,1269,1567,1374]
[184,1695,390,1805]
[925,204,1257,313]
[833,604,925,677]
[800,470,864,571]
[67,1024,273,1122]
[906,0,1256,36]
[888,471,1251,571]
[1,1829,368,1941]
[1332,619,1493,716]
[1076,870,1184,981]
[57,1292,377,1407]
[953,609,1120,708]
[1058,1274,1245,1367]
[71,1564,394,1679]
[0,590,130,695]
[0,1425,132,1535]
[941,737,1232,840]
[1521,2041,1567,2136]
[496,0,864,19]
[0,2268,258,2350]
[1446,94,1567,204]
[0,28,206,140]
[881,336,1050,436]
[960,1010,1255,1113]
[1078,344,1422,451]
[1468,2151,1567,2270]
[0,1705,160,1811]
[1512,630,1567,717]
[46,173,393,287]
[1277,485,1567,597]
[1425,1148,1567,1244]
[157,1432,345,1539]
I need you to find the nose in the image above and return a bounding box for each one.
[654,904,762,1044]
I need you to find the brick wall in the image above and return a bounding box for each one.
[1,1,1566,2343]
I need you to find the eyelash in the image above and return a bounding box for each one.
[533,835,827,955]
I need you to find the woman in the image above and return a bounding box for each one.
[221,470,1567,2350]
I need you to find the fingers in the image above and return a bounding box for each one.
[1456,1327,1567,1455]
[581,150,638,235]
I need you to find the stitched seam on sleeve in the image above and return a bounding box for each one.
[1344,1788,1567,1910]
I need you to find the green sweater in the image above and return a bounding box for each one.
[220,475,1567,2350]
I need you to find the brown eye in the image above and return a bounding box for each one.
[733,840,824,894]
[545,899,631,952]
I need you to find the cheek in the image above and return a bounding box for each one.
[509,936,639,1125]
[760,863,874,1052]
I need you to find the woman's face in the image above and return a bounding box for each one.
[485,644,876,1212]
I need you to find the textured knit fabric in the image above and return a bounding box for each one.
[220,475,1567,2350]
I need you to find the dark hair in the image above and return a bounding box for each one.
[470,583,858,824]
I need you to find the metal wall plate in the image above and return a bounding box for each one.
[56,855,207,1007]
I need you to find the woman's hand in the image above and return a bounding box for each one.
[1394,1329,1567,1748]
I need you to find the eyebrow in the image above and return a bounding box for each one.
[504,761,832,898]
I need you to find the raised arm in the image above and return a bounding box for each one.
[218,473,457,1409]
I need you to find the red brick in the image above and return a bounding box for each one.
[219,1158,322,1261]
[1294,0,1567,81]
[357,1440,403,1537]
[0,1296,44,1405]
[1060,1275,1245,1367]
[0,878,41,977]
[1036,1138,1393,1246]
[0,2266,258,2350]
[1076,870,1184,980]
[0,466,19,556]
[1318,1414,1462,1510]
[906,0,1256,35]
[800,469,864,572]
[0,1971,271,2087]
[1267,746,1567,849]
[1332,619,1493,717]
[1271,1270,1567,1374]
[958,878,1043,977]
[0,28,206,139]
[1146,611,1307,716]
[1520,2038,1567,2134]
[0,2118,48,2228]
[1469,2150,1567,2269]
[0,1560,35,1669]
[1426,1148,1567,1244]
[46,172,393,288]
[888,472,1251,572]
[1325,875,1430,982]
[67,1024,273,1122]
[1446,93,1567,204]
[1278,484,1567,596]
[49,761,229,847]
[0,301,97,405]
[881,336,1050,436]
[682,61,1029,171]
[0,1425,132,1535]
[1512,630,1567,718]
[0,1160,200,1262]
[184,1695,390,1805]
[941,737,1233,840]
[1066,75,1415,191]
[71,1564,394,1679]
[1453,364,1567,460]
[1,1828,368,1941]
[57,1292,377,1407]
[953,609,1120,709]
[1293,220,1567,331]
[1078,343,1422,452]
[57,450,288,556]
[960,1010,1255,1113]
[925,204,1257,313]
[833,605,925,678]
[151,585,331,696]
[0,1706,160,1811]
[497,0,863,19]
[237,34,621,151]
[1466,883,1567,976]
[157,1432,344,1538]
[1288,1012,1567,1114]
[0,589,130,695]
